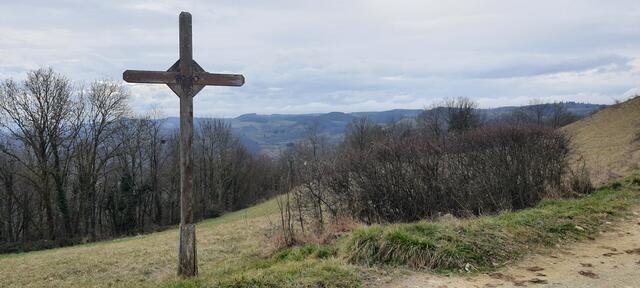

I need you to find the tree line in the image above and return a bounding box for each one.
[0,68,279,252]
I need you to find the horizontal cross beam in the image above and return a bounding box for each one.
[123,70,245,86]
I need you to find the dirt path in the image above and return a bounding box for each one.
[376,210,640,288]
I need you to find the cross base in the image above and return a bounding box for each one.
[178,223,197,277]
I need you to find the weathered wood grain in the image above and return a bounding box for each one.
[122,70,179,84]
[194,72,245,86]
[122,10,245,278]
[178,224,197,276]
[177,11,196,277]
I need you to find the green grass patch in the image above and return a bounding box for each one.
[342,176,640,272]
[165,244,360,288]
[214,259,360,288]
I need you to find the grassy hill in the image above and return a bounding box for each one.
[563,96,640,185]
[2,175,639,288]
[0,199,284,288]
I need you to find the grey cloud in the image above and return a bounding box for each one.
[1,1,639,116]
[465,54,633,79]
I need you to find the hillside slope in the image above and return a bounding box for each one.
[0,199,281,288]
[563,97,640,184]
[2,178,639,287]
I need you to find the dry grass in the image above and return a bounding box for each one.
[562,96,640,185]
[0,197,361,288]
[2,176,639,287]
[0,198,281,288]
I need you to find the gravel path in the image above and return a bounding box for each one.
[376,210,640,288]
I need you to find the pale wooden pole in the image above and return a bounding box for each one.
[177,11,197,277]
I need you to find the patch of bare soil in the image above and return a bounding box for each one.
[372,209,640,288]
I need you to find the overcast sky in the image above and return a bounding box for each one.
[1,1,639,117]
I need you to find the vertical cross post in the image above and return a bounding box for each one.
[122,11,244,278]
[177,12,196,277]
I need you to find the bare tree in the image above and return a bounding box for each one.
[528,98,546,125]
[343,117,382,152]
[418,97,483,137]
[297,120,334,233]
[0,143,17,242]
[445,97,482,132]
[417,105,447,139]
[75,80,129,239]
[0,68,81,239]
[146,109,165,226]
[549,102,578,128]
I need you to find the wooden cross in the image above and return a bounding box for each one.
[122,11,244,277]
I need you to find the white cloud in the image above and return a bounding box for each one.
[622,87,640,100]
[1,0,640,116]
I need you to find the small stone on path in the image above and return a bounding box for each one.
[578,270,599,279]
[624,248,640,255]
[529,278,548,284]
[526,266,544,272]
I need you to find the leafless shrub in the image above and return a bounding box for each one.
[567,158,594,196]
[317,124,571,223]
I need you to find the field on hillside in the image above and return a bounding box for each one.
[2,176,640,288]
[563,96,640,185]
[0,199,282,288]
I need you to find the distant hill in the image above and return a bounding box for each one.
[160,102,606,156]
[160,109,426,155]
[563,97,640,185]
